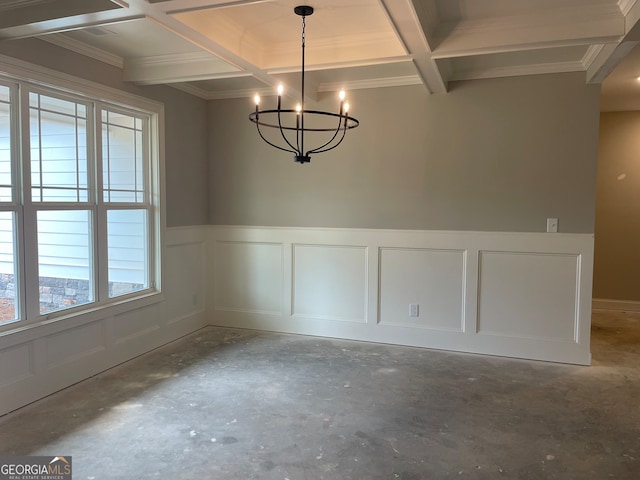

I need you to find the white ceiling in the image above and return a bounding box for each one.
[1,0,640,106]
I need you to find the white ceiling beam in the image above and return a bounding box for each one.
[586,0,640,83]
[586,42,638,84]
[0,0,122,29]
[381,0,447,94]
[0,9,142,39]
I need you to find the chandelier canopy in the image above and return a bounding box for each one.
[249,5,360,164]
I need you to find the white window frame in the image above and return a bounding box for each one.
[0,55,165,332]
[0,79,23,323]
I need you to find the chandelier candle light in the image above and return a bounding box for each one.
[249,5,359,164]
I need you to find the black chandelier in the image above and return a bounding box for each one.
[249,5,359,164]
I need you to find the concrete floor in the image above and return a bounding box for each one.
[1,310,639,479]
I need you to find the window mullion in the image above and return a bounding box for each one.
[95,107,108,302]
[144,119,155,289]
[20,87,39,320]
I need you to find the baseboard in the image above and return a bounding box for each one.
[592,298,640,312]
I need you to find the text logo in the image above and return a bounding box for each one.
[0,456,72,480]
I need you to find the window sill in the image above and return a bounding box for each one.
[0,290,167,347]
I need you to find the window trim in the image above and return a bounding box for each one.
[0,54,165,332]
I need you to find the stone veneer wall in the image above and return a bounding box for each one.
[0,273,144,315]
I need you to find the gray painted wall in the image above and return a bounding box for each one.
[0,39,209,227]
[208,73,601,233]
[0,40,601,234]
[594,112,640,301]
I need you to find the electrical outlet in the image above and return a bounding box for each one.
[546,218,558,233]
[409,304,419,317]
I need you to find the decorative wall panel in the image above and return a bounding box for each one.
[214,241,283,315]
[292,244,367,322]
[379,248,465,331]
[478,252,579,341]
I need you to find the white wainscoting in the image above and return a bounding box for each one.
[209,226,594,365]
[0,226,207,416]
[0,225,596,415]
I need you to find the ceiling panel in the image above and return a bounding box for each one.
[173,0,406,70]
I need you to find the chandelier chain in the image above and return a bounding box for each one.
[300,13,306,156]
[302,15,306,48]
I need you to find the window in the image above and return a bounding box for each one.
[0,84,17,323]
[0,75,160,327]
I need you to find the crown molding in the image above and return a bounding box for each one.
[451,60,585,82]
[198,74,423,100]
[318,75,423,92]
[581,44,605,69]
[199,86,274,101]
[618,0,638,16]
[170,82,210,99]
[130,51,226,67]
[123,52,242,84]
[41,34,124,68]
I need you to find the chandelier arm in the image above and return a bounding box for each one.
[305,114,346,155]
[254,120,297,155]
[277,108,302,154]
[307,121,348,155]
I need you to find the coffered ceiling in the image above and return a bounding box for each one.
[1,0,639,103]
